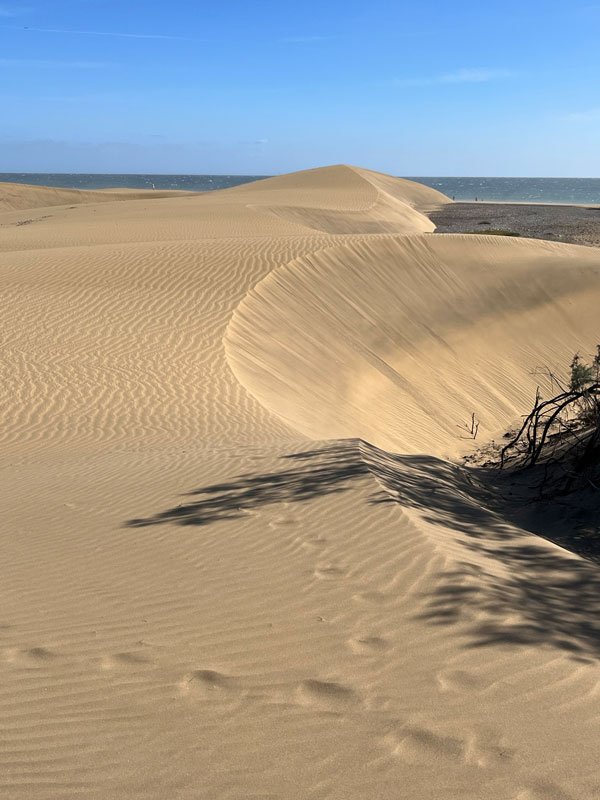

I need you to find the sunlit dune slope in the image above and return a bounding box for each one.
[219,164,449,233]
[0,166,446,251]
[226,233,600,456]
[0,180,193,212]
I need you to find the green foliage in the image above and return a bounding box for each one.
[570,353,597,391]
[500,344,600,495]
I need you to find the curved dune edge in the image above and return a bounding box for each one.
[223,164,450,234]
[220,164,451,212]
[225,233,600,457]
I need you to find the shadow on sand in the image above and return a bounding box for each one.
[126,438,600,660]
[126,442,369,529]
[365,446,600,660]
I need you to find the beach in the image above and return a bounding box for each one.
[431,201,600,247]
[1,164,600,800]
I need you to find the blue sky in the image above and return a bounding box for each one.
[0,0,599,175]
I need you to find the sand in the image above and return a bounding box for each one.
[0,182,196,213]
[1,164,600,799]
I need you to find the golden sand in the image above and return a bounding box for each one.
[1,165,599,799]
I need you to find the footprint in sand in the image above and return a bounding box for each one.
[295,679,359,712]
[179,669,241,698]
[179,669,269,704]
[2,646,57,664]
[297,535,328,552]
[436,669,489,693]
[348,635,390,655]
[352,590,389,605]
[101,652,153,670]
[385,725,464,765]
[268,514,297,529]
[384,723,513,768]
[24,646,56,661]
[514,785,574,800]
[314,565,345,580]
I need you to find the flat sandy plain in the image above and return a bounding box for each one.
[1,165,600,799]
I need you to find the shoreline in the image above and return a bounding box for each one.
[430,201,600,247]
[1,174,600,206]
[451,199,600,208]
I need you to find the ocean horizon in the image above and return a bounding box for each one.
[1,172,600,205]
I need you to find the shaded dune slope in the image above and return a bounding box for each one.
[226,234,600,456]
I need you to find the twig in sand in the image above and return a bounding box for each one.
[457,412,480,440]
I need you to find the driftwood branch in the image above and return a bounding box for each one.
[499,380,600,493]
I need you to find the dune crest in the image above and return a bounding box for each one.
[221,164,449,233]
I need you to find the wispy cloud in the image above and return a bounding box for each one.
[439,68,513,83]
[0,4,31,16]
[393,68,513,87]
[239,138,269,146]
[0,57,115,68]
[2,25,190,40]
[561,107,600,122]
[280,35,333,43]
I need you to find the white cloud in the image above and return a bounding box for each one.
[0,4,31,16]
[561,108,600,122]
[393,68,513,87]
[0,58,115,68]
[280,35,333,43]
[439,68,513,83]
[6,25,190,40]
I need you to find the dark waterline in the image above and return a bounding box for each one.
[2,173,600,205]
[0,173,264,193]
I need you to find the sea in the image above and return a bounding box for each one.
[2,173,600,205]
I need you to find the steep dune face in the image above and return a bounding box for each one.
[350,165,452,213]
[221,164,447,233]
[226,234,600,455]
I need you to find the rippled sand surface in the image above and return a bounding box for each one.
[1,165,600,800]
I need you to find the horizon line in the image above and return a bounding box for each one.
[1,171,599,180]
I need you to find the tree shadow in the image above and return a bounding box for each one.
[125,435,600,659]
[363,445,600,660]
[126,441,369,528]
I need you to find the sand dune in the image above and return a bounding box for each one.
[0,180,193,212]
[223,164,450,233]
[1,165,600,800]
[226,234,600,455]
